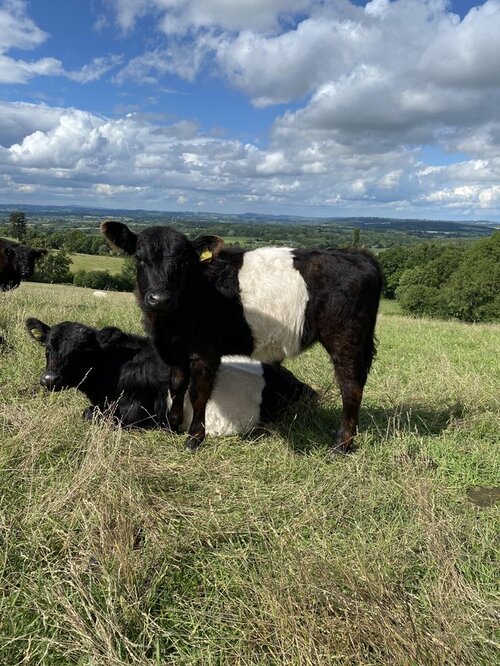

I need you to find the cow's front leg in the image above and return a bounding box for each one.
[82,405,99,422]
[185,354,220,452]
[168,362,190,433]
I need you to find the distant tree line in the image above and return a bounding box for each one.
[379,233,500,322]
[2,211,498,320]
[1,214,478,256]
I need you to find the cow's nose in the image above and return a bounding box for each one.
[40,372,58,390]
[145,292,172,309]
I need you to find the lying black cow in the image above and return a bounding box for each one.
[0,238,46,291]
[101,221,383,454]
[26,318,314,434]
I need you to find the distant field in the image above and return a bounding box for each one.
[379,298,402,315]
[222,236,249,244]
[0,283,498,665]
[70,252,125,274]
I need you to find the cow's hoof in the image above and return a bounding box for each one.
[166,418,181,434]
[328,443,351,459]
[185,436,202,452]
[82,406,97,421]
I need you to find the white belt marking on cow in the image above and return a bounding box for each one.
[181,356,265,435]
[238,247,309,362]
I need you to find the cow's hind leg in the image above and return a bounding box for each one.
[322,324,374,455]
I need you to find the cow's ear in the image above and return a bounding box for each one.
[26,317,50,344]
[191,235,224,262]
[101,221,137,255]
[35,249,48,258]
[2,246,14,260]
[96,326,125,349]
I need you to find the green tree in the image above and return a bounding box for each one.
[63,229,87,252]
[73,270,111,290]
[441,234,500,322]
[9,211,27,242]
[396,233,499,322]
[97,243,111,255]
[32,250,72,284]
[352,228,360,248]
[24,228,48,249]
[73,269,131,291]
[119,257,136,290]
[379,245,414,298]
[397,282,444,318]
[379,242,459,299]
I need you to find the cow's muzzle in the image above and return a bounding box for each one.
[40,372,62,391]
[144,291,174,311]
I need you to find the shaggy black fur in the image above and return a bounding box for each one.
[0,238,46,291]
[26,319,169,428]
[26,318,313,431]
[101,221,383,453]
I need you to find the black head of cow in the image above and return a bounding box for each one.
[26,318,101,391]
[4,245,47,279]
[101,221,224,313]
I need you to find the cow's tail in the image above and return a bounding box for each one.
[364,255,384,373]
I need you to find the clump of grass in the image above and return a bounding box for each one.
[1,284,499,664]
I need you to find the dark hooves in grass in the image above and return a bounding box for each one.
[185,435,203,452]
[328,448,348,459]
[328,443,354,459]
[82,406,97,421]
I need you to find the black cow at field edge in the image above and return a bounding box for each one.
[101,221,383,454]
[26,318,314,434]
[0,238,46,291]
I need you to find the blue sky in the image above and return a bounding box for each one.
[1,0,500,220]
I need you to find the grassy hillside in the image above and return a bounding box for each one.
[70,252,126,275]
[0,283,498,665]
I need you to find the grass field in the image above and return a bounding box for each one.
[0,283,499,665]
[70,253,125,275]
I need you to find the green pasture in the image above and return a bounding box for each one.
[0,283,498,665]
[70,252,125,275]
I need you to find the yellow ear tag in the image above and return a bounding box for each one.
[31,328,43,340]
[200,249,212,262]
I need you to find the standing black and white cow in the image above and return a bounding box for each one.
[0,238,46,291]
[26,318,313,434]
[101,221,383,454]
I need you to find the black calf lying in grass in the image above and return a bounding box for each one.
[26,318,314,434]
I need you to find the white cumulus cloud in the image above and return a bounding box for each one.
[0,0,122,84]
[2,99,500,218]
[0,0,47,51]
[3,1,500,218]
[108,0,316,33]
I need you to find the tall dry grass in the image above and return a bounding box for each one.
[0,283,499,665]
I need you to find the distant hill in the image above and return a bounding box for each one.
[0,203,497,236]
